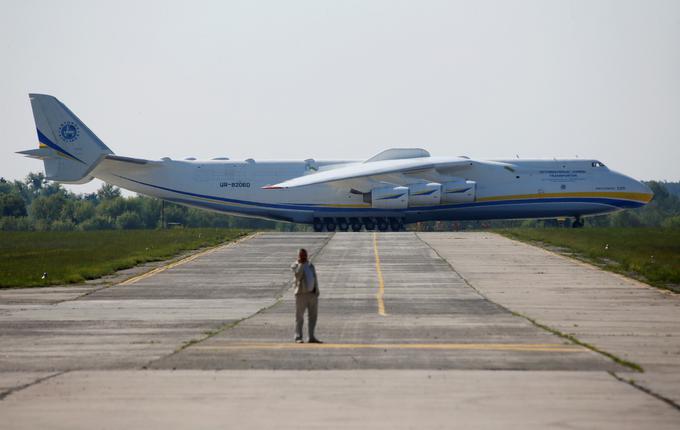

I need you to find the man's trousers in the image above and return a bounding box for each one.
[295,293,318,340]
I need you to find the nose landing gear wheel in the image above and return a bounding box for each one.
[572,217,584,228]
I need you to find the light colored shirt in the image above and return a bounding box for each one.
[303,264,315,292]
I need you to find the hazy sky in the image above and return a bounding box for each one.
[2,0,679,194]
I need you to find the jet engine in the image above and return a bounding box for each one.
[370,186,409,209]
[408,182,442,206]
[441,180,476,203]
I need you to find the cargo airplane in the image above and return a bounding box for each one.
[19,94,653,231]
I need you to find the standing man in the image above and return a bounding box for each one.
[291,248,322,344]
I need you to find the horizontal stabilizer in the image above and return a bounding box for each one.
[16,147,57,159]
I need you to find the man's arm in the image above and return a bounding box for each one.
[291,261,305,280]
[312,264,319,296]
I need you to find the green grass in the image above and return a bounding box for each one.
[0,229,248,288]
[496,228,680,292]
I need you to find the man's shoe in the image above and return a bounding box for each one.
[295,338,304,343]
[308,338,323,344]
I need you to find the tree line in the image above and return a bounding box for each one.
[0,172,305,231]
[0,173,678,231]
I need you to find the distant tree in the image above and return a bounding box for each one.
[610,210,643,228]
[115,211,143,229]
[97,183,122,200]
[0,193,27,217]
[82,192,98,202]
[25,172,46,194]
[96,197,128,220]
[137,197,161,228]
[164,204,189,225]
[663,181,680,198]
[30,193,67,224]
[41,182,66,197]
[662,215,680,229]
[72,200,96,224]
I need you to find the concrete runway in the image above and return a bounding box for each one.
[1,232,678,429]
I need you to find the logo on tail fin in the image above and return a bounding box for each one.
[59,121,80,142]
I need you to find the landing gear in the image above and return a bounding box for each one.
[572,216,584,228]
[312,216,407,232]
[389,218,402,232]
[324,217,337,232]
[350,218,362,232]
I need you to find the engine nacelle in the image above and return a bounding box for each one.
[408,182,442,206]
[441,180,476,203]
[371,186,409,209]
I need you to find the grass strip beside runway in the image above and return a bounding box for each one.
[497,228,680,292]
[0,228,248,288]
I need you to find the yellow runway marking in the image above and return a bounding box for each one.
[118,232,259,286]
[192,342,583,353]
[372,232,387,316]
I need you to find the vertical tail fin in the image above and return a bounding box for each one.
[17,94,113,184]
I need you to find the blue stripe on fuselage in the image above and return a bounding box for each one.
[113,174,645,214]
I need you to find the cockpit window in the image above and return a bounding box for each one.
[592,161,606,167]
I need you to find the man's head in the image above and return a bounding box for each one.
[298,248,308,263]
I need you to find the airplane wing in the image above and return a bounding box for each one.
[262,157,476,189]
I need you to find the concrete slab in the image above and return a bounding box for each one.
[419,232,680,406]
[1,370,678,430]
[154,233,620,371]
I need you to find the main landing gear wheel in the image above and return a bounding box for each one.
[312,218,323,232]
[363,218,375,231]
[338,218,349,232]
[389,218,401,232]
[350,218,362,232]
[324,218,337,232]
[376,218,389,232]
[572,217,584,228]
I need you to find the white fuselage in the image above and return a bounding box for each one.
[92,156,652,225]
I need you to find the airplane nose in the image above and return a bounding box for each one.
[633,178,654,203]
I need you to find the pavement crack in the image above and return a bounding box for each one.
[415,232,644,373]
[609,372,680,412]
[0,371,67,401]
[142,298,285,369]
